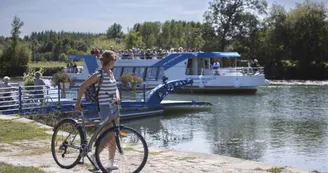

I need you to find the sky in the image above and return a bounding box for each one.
[0,0,327,37]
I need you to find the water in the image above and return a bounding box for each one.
[123,85,328,172]
[7,78,328,172]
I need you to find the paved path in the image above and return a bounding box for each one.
[0,115,315,173]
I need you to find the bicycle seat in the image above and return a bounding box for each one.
[72,104,87,109]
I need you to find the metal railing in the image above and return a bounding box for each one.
[0,84,72,113]
[0,82,150,114]
[185,67,265,76]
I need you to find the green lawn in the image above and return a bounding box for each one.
[0,162,46,173]
[0,119,50,144]
[28,61,84,68]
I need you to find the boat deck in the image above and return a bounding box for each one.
[161,100,212,107]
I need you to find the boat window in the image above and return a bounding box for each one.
[112,67,122,80]
[122,67,134,75]
[157,67,164,80]
[134,67,146,80]
[185,59,193,75]
[145,67,158,81]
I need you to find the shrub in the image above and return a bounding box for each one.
[120,73,143,88]
[52,71,71,87]
[23,68,44,86]
[120,73,143,99]
[52,71,71,98]
[30,67,64,76]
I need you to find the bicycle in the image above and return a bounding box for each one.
[51,104,148,173]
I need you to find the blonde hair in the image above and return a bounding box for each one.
[99,50,116,66]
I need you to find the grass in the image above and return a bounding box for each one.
[267,167,282,173]
[0,147,10,152]
[176,156,196,161]
[0,162,46,173]
[0,119,50,144]
[28,61,84,68]
[149,151,161,156]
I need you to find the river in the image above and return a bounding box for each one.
[125,84,328,172]
[6,78,328,172]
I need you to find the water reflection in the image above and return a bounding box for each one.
[123,113,196,148]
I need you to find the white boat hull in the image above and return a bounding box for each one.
[66,53,269,94]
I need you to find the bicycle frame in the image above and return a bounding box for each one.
[78,105,121,154]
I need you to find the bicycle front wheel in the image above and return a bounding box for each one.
[95,126,148,173]
[51,119,84,169]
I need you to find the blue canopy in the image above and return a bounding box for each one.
[192,52,241,58]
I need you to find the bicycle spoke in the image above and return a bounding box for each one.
[51,119,84,169]
[95,126,148,173]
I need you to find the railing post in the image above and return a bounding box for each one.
[18,86,22,112]
[143,83,146,102]
[57,83,61,105]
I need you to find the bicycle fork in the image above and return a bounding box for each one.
[114,126,124,155]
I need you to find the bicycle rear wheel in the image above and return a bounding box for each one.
[51,119,85,169]
[95,126,148,173]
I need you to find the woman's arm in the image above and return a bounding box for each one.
[115,88,120,102]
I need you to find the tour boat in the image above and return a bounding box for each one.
[67,52,269,94]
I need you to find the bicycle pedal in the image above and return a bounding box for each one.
[78,161,84,164]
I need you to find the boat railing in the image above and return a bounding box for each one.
[117,83,148,102]
[117,54,168,60]
[185,68,204,75]
[0,82,150,114]
[185,67,265,76]
[0,85,57,112]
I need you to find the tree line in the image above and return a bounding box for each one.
[0,0,328,79]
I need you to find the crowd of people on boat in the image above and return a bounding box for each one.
[66,62,79,73]
[90,47,203,59]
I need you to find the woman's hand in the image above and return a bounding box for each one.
[115,97,121,105]
[74,103,82,111]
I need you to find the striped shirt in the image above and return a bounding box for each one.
[94,70,117,105]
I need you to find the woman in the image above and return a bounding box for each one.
[74,50,120,170]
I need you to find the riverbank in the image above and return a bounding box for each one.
[0,115,318,173]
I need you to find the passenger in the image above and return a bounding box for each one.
[91,48,95,55]
[251,59,258,67]
[212,60,220,69]
[75,50,121,171]
[1,76,12,97]
[73,62,77,73]
[33,72,46,102]
[251,59,259,73]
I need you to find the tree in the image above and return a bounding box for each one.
[285,1,327,78]
[125,31,143,49]
[11,16,24,47]
[0,16,30,76]
[106,23,123,39]
[204,0,267,51]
